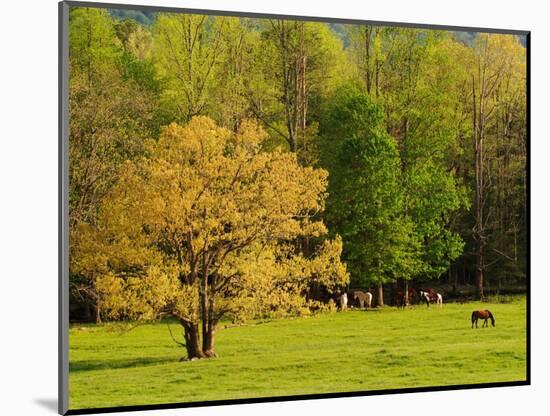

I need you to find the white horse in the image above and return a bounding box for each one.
[365,292,373,309]
[339,292,348,310]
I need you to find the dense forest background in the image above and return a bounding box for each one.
[68,7,527,325]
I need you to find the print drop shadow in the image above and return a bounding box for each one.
[33,398,58,413]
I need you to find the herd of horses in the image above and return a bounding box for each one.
[336,288,495,329]
[338,287,443,310]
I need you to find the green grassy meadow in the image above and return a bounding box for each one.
[69,297,527,410]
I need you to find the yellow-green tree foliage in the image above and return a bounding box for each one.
[95,117,349,358]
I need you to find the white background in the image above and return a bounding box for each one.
[1,0,548,415]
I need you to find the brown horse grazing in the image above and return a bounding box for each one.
[471,310,495,328]
[395,287,417,308]
[395,290,406,308]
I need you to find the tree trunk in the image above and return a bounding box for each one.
[472,74,486,301]
[376,284,384,307]
[289,133,297,153]
[374,28,380,98]
[476,249,485,299]
[202,282,217,358]
[403,280,409,306]
[364,25,372,95]
[298,22,307,134]
[83,302,92,322]
[181,320,205,360]
[200,277,209,354]
[94,302,102,324]
[202,323,216,358]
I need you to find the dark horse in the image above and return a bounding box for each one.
[395,287,417,308]
[471,310,495,328]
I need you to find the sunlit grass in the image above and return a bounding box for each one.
[69,296,526,410]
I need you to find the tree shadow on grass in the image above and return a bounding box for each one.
[70,356,177,372]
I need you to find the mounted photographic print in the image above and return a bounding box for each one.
[58,1,530,414]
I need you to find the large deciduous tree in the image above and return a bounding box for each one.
[346,29,469,300]
[320,86,421,306]
[96,117,348,359]
[383,31,469,294]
